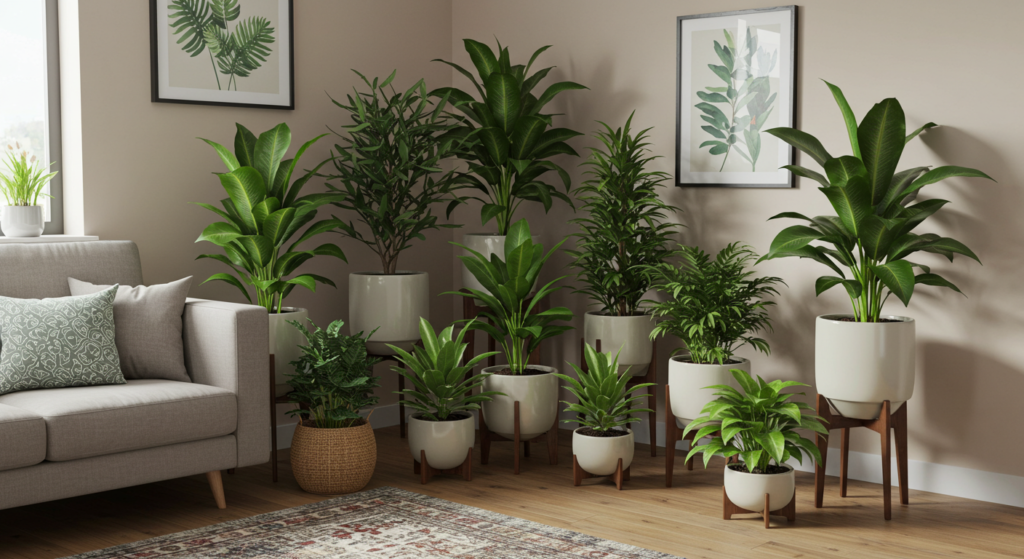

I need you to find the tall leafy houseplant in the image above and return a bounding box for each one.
[432,39,587,234]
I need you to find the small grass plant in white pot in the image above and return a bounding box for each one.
[0,143,57,238]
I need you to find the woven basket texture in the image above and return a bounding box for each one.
[290,419,376,495]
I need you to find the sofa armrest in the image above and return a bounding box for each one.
[182,298,269,468]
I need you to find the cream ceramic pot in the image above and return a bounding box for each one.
[815,315,915,420]
[572,428,634,476]
[0,206,44,237]
[669,356,749,424]
[268,307,308,397]
[724,463,795,512]
[481,365,559,440]
[408,413,475,470]
[349,271,429,355]
[584,312,655,376]
[461,233,540,294]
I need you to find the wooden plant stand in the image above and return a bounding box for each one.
[664,384,699,487]
[573,455,629,490]
[723,486,795,528]
[579,338,658,457]
[480,401,559,475]
[414,448,473,484]
[814,395,908,520]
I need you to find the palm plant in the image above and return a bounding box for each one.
[0,144,56,206]
[760,82,994,322]
[568,113,678,316]
[431,39,587,234]
[389,318,502,421]
[194,123,346,313]
[554,344,654,433]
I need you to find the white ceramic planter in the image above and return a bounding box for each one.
[461,233,540,295]
[481,365,559,440]
[349,271,429,355]
[0,206,44,237]
[269,307,308,397]
[815,314,916,420]
[572,428,634,476]
[669,356,750,424]
[408,413,475,470]
[584,312,655,376]
[724,463,795,512]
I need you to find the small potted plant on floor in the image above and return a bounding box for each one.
[389,317,502,477]
[761,81,993,419]
[0,143,57,238]
[326,71,469,354]
[568,113,679,375]
[555,343,653,486]
[286,319,381,495]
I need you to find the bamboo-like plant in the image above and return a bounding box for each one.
[0,144,56,206]
[568,113,678,316]
[431,39,587,234]
[760,82,994,322]
[554,344,654,433]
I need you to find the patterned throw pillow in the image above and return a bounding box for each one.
[0,286,126,396]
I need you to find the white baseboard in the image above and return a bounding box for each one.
[276,403,402,450]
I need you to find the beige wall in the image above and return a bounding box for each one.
[451,0,1024,478]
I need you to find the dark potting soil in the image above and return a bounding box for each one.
[493,366,550,376]
[577,427,630,438]
[677,357,744,365]
[728,463,789,475]
[835,316,902,323]
[413,412,471,422]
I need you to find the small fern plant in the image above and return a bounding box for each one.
[554,344,654,433]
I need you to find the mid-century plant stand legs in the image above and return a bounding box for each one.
[573,455,629,490]
[414,449,473,484]
[579,338,658,457]
[723,487,795,528]
[664,384,699,487]
[814,394,909,520]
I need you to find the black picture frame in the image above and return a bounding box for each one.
[675,5,797,188]
[149,0,295,110]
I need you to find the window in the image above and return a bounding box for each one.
[0,0,62,234]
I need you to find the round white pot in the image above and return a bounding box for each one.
[349,271,429,356]
[815,314,915,420]
[584,312,655,376]
[268,307,308,397]
[572,428,634,476]
[408,412,475,470]
[481,365,559,440]
[669,356,750,424]
[0,206,44,237]
[724,463,795,512]
[461,233,540,295]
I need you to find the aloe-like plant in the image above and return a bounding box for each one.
[554,344,654,433]
[568,113,678,316]
[684,369,827,473]
[194,123,346,312]
[760,82,994,322]
[448,219,575,374]
[432,39,587,234]
[0,143,56,206]
[388,318,502,421]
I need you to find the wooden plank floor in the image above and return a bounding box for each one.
[1,425,1022,558]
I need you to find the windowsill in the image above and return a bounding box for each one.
[0,234,98,244]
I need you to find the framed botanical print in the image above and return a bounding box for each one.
[150,0,294,110]
[676,6,797,188]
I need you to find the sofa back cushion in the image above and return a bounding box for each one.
[0,241,143,299]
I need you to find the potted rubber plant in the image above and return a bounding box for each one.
[326,71,469,354]
[568,113,678,375]
[389,317,502,474]
[447,218,574,442]
[644,243,783,424]
[286,319,381,495]
[0,143,57,238]
[684,369,827,517]
[554,343,653,480]
[761,81,993,419]
[195,123,346,395]
[432,39,587,294]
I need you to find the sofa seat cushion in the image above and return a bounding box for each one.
[0,379,236,462]
[0,403,46,471]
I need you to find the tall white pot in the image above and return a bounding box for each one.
[269,307,308,397]
[724,463,795,512]
[584,312,655,376]
[0,206,44,237]
[349,271,429,355]
[669,356,750,424]
[461,233,539,295]
[573,428,634,476]
[408,413,475,470]
[815,314,915,420]
[481,365,559,440]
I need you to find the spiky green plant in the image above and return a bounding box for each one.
[0,144,56,207]
[554,344,654,433]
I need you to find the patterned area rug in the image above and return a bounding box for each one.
[66,486,680,558]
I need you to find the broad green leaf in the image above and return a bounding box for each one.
[464,39,498,81]
[477,127,510,166]
[484,72,521,133]
[765,127,832,166]
[781,165,828,187]
[218,167,266,233]
[234,123,257,167]
[901,165,995,198]
[254,123,291,190]
[870,260,915,306]
[510,116,547,160]
[915,273,963,294]
[857,98,906,205]
[824,81,861,158]
[196,222,242,246]
[820,175,871,237]
[200,273,252,303]
[823,156,867,187]
[200,138,240,171]
[765,225,824,257]
[905,122,937,144]
[535,81,587,111]
[236,235,273,267]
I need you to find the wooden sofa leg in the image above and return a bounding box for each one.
[206,471,227,509]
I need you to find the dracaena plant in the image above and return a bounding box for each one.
[761,82,994,322]
[194,123,346,313]
[325,70,469,274]
[554,343,654,433]
[568,113,679,316]
[0,143,56,206]
[684,369,827,473]
[389,318,503,421]
[447,219,575,374]
[432,39,587,234]
[643,243,783,365]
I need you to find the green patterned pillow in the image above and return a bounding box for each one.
[0,286,126,395]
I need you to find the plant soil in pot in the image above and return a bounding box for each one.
[268,307,307,397]
[349,271,429,355]
[481,365,559,440]
[668,356,748,423]
[584,312,655,376]
[290,419,376,495]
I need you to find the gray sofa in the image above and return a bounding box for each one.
[0,241,270,510]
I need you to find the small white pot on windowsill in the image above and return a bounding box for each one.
[0,206,44,237]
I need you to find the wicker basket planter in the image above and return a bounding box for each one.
[290,419,376,495]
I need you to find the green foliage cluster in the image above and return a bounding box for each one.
[0,143,56,207]
[554,344,654,433]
